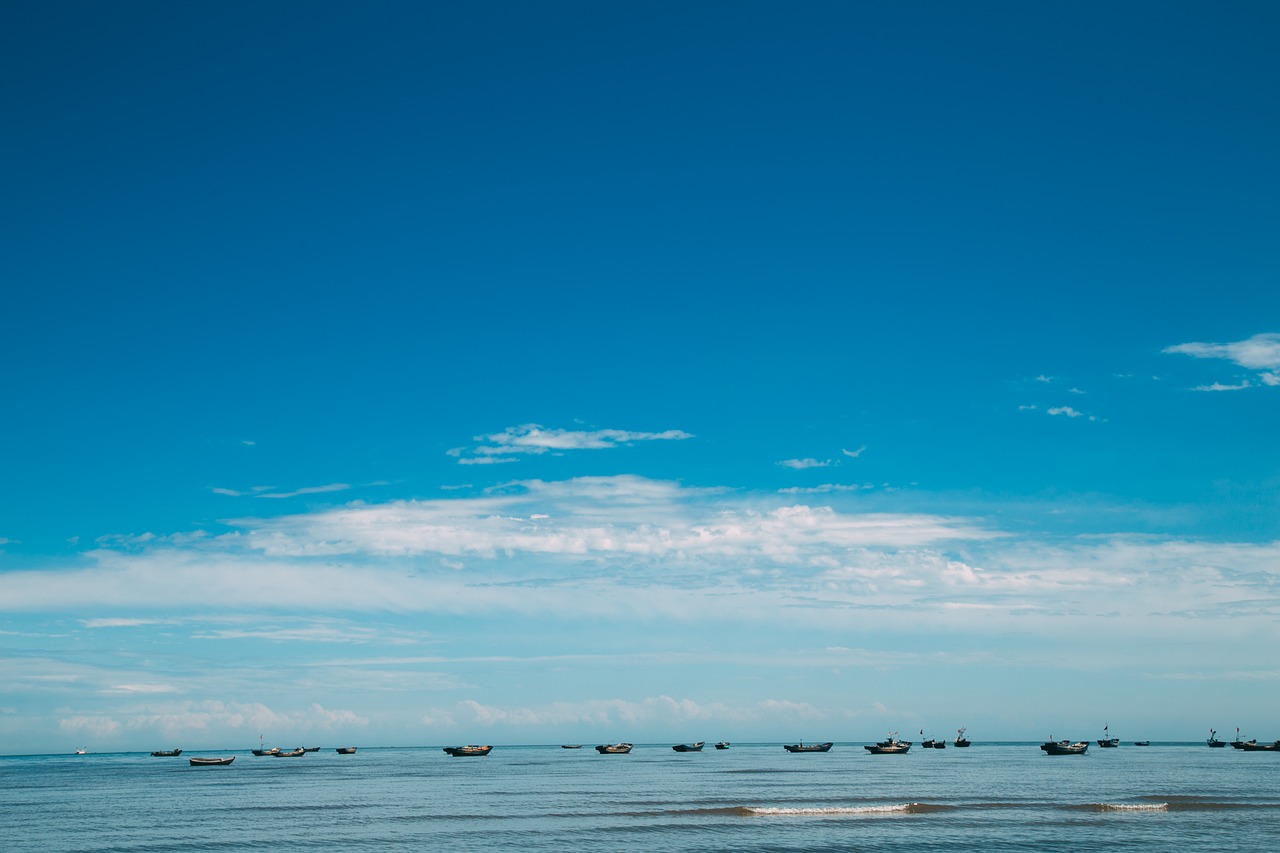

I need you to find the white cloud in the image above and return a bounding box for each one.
[778,484,867,494]
[778,458,833,469]
[256,483,351,499]
[453,424,694,463]
[1191,381,1251,392]
[1164,332,1280,370]
[842,446,867,458]
[1165,333,1280,390]
[1047,406,1097,421]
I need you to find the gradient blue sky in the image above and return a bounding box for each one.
[3,0,1279,754]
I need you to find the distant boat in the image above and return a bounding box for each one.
[783,742,833,753]
[1208,729,1226,747]
[150,749,182,757]
[920,730,936,748]
[1238,740,1280,752]
[335,747,357,754]
[1133,741,1150,746]
[189,756,235,766]
[714,742,731,750]
[954,727,971,748]
[867,733,911,754]
[442,745,492,757]
[74,748,87,755]
[672,742,704,752]
[1097,724,1119,747]
[252,748,280,756]
[560,744,582,749]
[272,748,306,757]
[1041,739,1089,755]
[1232,740,1256,750]
[303,747,320,753]
[595,743,633,754]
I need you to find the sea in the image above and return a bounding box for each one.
[4,742,1278,852]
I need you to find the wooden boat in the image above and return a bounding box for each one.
[867,734,911,754]
[189,756,235,766]
[303,747,320,752]
[954,727,971,747]
[561,744,582,749]
[595,743,633,754]
[1207,729,1225,747]
[1133,741,1150,746]
[335,747,357,754]
[714,742,731,749]
[1097,724,1119,747]
[150,749,182,757]
[252,748,279,756]
[1040,740,1089,755]
[932,740,946,749]
[672,742,704,752]
[443,745,493,757]
[1232,740,1255,749]
[1238,740,1280,752]
[783,741,833,753]
[272,748,306,757]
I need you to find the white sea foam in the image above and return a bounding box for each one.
[748,804,912,816]
[1098,803,1169,812]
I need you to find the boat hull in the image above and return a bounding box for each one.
[189,757,234,766]
[783,742,833,753]
[443,745,493,756]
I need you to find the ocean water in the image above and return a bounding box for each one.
[3,743,1278,852]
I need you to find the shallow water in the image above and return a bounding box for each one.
[4,743,1278,851]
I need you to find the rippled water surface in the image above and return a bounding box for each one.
[4,743,1279,851]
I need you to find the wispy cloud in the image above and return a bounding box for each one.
[1164,332,1280,389]
[256,483,351,499]
[778,484,868,494]
[449,424,694,463]
[213,483,354,499]
[778,458,833,469]
[1191,381,1251,392]
[1164,332,1280,370]
[842,446,867,458]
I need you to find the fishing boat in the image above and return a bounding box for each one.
[595,743,633,754]
[671,742,704,752]
[1208,729,1226,747]
[714,742,731,749]
[1133,741,1150,746]
[1040,739,1089,755]
[189,756,235,766]
[920,730,936,748]
[1097,724,1119,747]
[74,747,87,755]
[335,747,357,754]
[1230,729,1250,749]
[1238,740,1280,752]
[150,749,182,757]
[783,741,833,753]
[866,733,911,754]
[443,744,493,757]
[303,747,320,753]
[252,735,278,756]
[953,727,971,747]
[272,748,306,757]
[560,744,582,749]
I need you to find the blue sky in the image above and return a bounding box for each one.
[2,0,1279,754]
